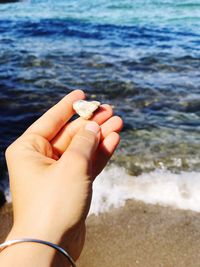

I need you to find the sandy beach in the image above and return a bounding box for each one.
[1,1,200,266]
[1,200,200,267]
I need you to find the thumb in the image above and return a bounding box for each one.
[60,121,100,166]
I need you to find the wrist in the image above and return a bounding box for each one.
[0,236,71,267]
[2,227,74,267]
[6,221,63,246]
[6,221,85,262]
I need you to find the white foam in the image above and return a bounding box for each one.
[90,165,200,215]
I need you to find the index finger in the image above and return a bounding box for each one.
[25,90,85,140]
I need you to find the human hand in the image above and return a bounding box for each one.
[5,90,123,263]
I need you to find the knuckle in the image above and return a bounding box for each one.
[5,144,15,159]
[5,135,29,159]
[76,133,96,145]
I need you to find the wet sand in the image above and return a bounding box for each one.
[1,201,200,267]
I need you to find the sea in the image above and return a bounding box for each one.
[0,0,200,214]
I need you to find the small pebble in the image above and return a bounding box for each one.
[73,100,101,119]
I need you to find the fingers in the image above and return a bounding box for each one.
[51,104,113,156]
[100,116,123,139]
[59,122,100,174]
[91,104,113,122]
[92,132,121,178]
[25,90,85,141]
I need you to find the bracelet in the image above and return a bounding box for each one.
[0,238,77,267]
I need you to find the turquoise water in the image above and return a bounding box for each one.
[1,0,200,27]
[1,0,200,191]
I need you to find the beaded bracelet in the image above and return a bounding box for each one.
[0,238,76,267]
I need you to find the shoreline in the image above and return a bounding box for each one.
[1,200,200,266]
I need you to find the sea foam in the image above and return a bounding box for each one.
[90,165,200,215]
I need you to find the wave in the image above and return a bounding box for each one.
[90,165,200,215]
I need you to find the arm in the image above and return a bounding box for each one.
[0,90,123,266]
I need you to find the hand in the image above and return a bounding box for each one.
[4,90,123,264]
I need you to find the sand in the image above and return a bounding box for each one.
[1,201,200,267]
[0,203,13,242]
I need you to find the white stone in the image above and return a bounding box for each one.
[73,100,101,119]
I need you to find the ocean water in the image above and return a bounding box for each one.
[1,0,200,213]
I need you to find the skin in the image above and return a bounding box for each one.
[0,90,123,267]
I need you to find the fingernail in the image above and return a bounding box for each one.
[85,121,100,134]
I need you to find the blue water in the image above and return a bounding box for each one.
[1,0,200,190]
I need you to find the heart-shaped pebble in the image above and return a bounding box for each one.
[73,100,101,119]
